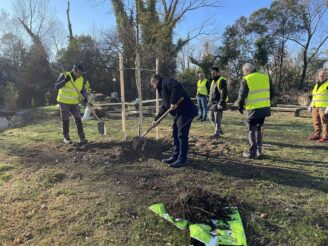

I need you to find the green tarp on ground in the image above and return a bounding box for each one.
[148,203,188,230]
[149,204,247,246]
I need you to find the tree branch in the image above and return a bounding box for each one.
[171,0,221,27]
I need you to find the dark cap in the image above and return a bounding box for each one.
[73,63,86,73]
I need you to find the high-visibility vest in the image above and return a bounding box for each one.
[311,80,328,107]
[57,72,84,104]
[210,76,229,102]
[244,72,270,110]
[197,79,208,96]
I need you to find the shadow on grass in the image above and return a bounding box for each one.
[267,156,328,168]
[264,122,309,129]
[188,158,328,193]
[265,141,328,151]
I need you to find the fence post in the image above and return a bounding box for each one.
[119,53,127,140]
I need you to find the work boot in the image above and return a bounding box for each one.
[318,137,328,143]
[242,152,256,159]
[201,118,207,122]
[169,159,186,168]
[196,116,202,120]
[63,136,73,144]
[308,135,320,141]
[162,156,177,164]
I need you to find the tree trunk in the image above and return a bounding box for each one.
[299,46,309,89]
[111,0,137,100]
[66,0,73,42]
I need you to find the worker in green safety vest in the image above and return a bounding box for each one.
[196,71,210,121]
[308,70,328,142]
[55,63,89,145]
[208,66,228,139]
[235,63,273,158]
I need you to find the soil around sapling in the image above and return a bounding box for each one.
[166,187,233,225]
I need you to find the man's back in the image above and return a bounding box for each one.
[160,77,197,118]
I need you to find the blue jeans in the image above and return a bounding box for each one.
[197,95,208,120]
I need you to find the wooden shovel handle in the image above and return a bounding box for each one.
[140,97,184,138]
[154,97,184,125]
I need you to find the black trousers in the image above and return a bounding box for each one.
[59,103,85,139]
[246,117,265,156]
[172,114,193,162]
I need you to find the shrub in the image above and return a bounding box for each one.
[0,82,19,111]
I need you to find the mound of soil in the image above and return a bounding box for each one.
[167,188,232,225]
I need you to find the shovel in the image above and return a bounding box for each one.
[66,76,106,135]
[132,97,184,151]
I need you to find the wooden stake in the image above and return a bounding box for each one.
[119,53,127,140]
[155,58,159,140]
[136,52,143,136]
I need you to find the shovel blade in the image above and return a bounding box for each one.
[97,121,106,135]
[132,136,147,152]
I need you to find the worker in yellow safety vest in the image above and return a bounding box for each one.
[55,63,89,145]
[308,70,328,142]
[196,71,210,121]
[235,63,273,158]
[207,66,228,138]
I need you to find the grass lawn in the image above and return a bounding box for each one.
[0,107,327,245]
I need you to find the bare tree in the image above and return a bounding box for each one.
[177,42,195,72]
[11,0,56,107]
[159,0,221,28]
[282,0,328,87]
[13,0,55,44]
[111,0,222,76]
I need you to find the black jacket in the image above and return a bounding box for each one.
[237,72,274,119]
[155,78,198,121]
[208,76,228,111]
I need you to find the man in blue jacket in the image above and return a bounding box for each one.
[150,74,198,168]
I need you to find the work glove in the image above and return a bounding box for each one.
[217,104,223,111]
[170,103,178,110]
[308,106,312,114]
[238,107,244,115]
[64,75,71,84]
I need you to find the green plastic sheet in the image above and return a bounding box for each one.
[149,203,188,230]
[149,204,247,246]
